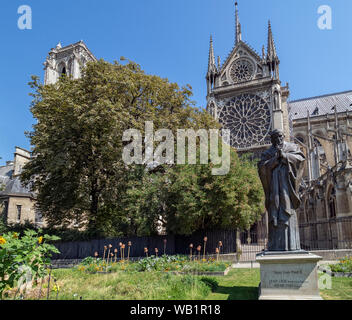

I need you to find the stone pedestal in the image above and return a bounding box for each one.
[256,251,322,300]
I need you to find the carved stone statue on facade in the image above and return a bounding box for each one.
[273,91,280,110]
[258,129,305,251]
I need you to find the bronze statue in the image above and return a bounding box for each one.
[258,129,305,251]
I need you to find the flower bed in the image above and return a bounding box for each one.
[319,256,352,278]
[329,256,352,273]
[75,255,231,275]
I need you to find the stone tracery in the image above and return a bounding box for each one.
[229,58,255,83]
[218,93,272,149]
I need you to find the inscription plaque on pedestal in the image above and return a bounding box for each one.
[256,252,323,300]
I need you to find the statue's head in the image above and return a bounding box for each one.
[270,129,285,149]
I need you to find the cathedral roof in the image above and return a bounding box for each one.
[289,90,352,120]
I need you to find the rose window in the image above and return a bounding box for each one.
[229,59,255,83]
[218,94,272,149]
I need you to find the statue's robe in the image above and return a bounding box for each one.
[258,142,305,251]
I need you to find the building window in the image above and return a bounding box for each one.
[58,62,67,77]
[16,205,22,222]
[328,187,337,218]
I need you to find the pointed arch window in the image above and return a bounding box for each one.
[58,62,67,77]
[298,199,308,224]
[328,186,337,218]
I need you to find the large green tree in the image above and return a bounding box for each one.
[120,149,264,236]
[22,58,264,237]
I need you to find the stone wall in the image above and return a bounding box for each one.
[6,196,36,224]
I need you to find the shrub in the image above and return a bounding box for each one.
[330,256,352,273]
[132,255,230,273]
[133,255,189,272]
[0,229,60,298]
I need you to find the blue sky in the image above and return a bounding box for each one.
[0,0,350,165]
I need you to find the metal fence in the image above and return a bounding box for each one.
[51,216,352,261]
[299,216,352,250]
[236,216,352,262]
[237,231,267,262]
[51,229,238,260]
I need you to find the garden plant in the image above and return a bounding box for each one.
[0,229,60,299]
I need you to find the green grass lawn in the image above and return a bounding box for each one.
[320,275,352,300]
[7,267,352,300]
[42,268,215,300]
[206,268,352,300]
[206,269,260,300]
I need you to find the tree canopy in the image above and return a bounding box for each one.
[21,59,265,238]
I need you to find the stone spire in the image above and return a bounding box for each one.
[208,35,216,73]
[206,35,217,95]
[235,2,242,45]
[267,20,280,79]
[267,21,278,62]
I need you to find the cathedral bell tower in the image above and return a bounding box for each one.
[206,2,290,153]
[44,40,97,85]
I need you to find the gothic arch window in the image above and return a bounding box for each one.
[298,198,308,224]
[58,62,67,77]
[327,185,337,218]
[307,198,315,222]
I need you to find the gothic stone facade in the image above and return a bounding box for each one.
[44,40,96,85]
[207,3,352,248]
[290,93,352,249]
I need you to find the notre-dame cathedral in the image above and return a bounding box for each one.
[1,2,352,250]
[206,2,352,249]
[206,3,289,155]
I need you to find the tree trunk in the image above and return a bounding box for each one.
[88,177,99,233]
